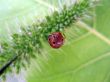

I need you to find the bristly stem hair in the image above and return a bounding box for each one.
[0,0,96,79]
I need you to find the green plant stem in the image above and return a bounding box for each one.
[0,55,18,76]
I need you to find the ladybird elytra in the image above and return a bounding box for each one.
[48,32,65,48]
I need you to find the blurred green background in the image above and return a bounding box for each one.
[0,0,110,82]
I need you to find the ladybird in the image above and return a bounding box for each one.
[48,32,65,49]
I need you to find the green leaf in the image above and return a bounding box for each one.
[26,0,110,82]
[0,0,110,82]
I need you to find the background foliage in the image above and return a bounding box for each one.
[0,0,110,82]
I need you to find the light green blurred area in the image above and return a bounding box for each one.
[95,0,110,38]
[0,0,50,42]
[0,0,110,82]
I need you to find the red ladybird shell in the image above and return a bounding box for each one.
[48,32,65,48]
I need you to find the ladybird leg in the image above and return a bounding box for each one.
[62,32,66,39]
[61,29,66,39]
